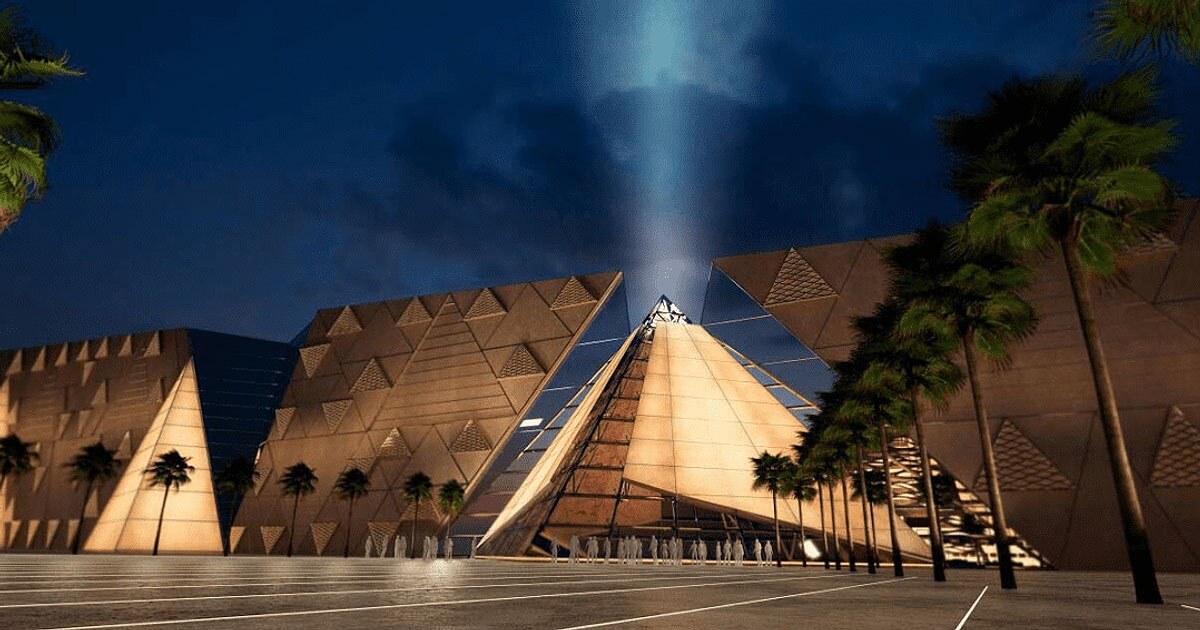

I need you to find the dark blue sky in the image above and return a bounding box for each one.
[4,1,1197,347]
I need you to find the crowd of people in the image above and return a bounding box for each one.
[550,534,776,566]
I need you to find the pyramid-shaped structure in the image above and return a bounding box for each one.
[479,299,928,559]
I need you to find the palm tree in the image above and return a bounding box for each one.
[941,69,1176,604]
[851,466,889,569]
[780,462,817,566]
[64,441,119,554]
[858,300,964,582]
[888,221,1038,590]
[0,432,37,492]
[1092,0,1200,62]
[334,467,370,558]
[402,472,433,558]
[750,451,790,568]
[437,479,466,534]
[145,449,194,556]
[0,5,82,234]
[279,462,318,557]
[214,457,259,556]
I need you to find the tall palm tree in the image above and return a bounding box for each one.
[1092,0,1200,62]
[437,479,466,535]
[64,441,119,554]
[145,449,194,556]
[334,467,370,558]
[852,465,890,570]
[859,300,964,582]
[0,5,82,234]
[0,432,37,492]
[279,462,318,557]
[889,221,1038,590]
[780,461,816,566]
[214,457,259,556]
[941,69,1177,603]
[750,451,790,568]
[402,472,433,558]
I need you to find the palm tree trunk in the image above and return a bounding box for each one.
[818,483,830,569]
[868,495,880,570]
[828,482,841,570]
[72,479,93,555]
[344,498,355,558]
[772,490,782,568]
[797,497,807,567]
[410,498,420,558]
[152,485,170,556]
[878,420,904,577]
[287,495,299,557]
[911,386,947,582]
[962,336,1017,590]
[1062,242,1161,604]
[856,445,877,574]
[840,475,857,572]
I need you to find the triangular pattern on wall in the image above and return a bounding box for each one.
[328,307,363,336]
[350,359,390,393]
[1151,406,1200,487]
[261,525,285,554]
[322,400,352,433]
[116,336,132,357]
[973,421,1074,491]
[764,249,838,306]
[395,298,432,326]
[228,525,245,553]
[44,519,59,549]
[299,344,330,377]
[450,420,490,453]
[367,521,398,555]
[498,345,543,378]
[144,332,161,357]
[551,277,596,309]
[310,521,338,555]
[465,289,506,319]
[378,428,410,459]
[274,408,296,439]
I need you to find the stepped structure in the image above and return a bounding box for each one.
[480,298,929,560]
[710,200,1200,571]
[232,272,622,555]
[0,330,294,554]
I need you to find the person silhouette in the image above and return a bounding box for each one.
[734,539,745,567]
[550,539,559,563]
[445,536,454,560]
[754,538,763,567]
[650,535,659,565]
[699,539,707,566]
[764,540,774,565]
[365,536,373,558]
[395,535,406,560]
[603,537,611,563]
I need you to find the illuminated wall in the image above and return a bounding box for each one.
[232,273,622,555]
[711,200,1200,571]
[480,315,928,559]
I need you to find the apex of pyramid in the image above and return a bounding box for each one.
[643,296,690,327]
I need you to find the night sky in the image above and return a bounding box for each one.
[5,1,1198,348]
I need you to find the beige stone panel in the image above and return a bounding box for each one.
[727,399,799,426]
[715,377,778,404]
[635,393,672,418]
[667,374,719,398]
[703,359,758,383]
[667,357,713,379]
[670,395,737,422]
[629,414,673,442]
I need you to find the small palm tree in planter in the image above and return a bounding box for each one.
[145,449,194,556]
[334,467,370,557]
[64,441,120,554]
[279,462,318,557]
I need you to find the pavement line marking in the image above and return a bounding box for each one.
[37,573,856,629]
[1182,604,1199,612]
[554,577,913,629]
[4,568,619,582]
[0,571,770,609]
[953,586,989,630]
[0,568,696,594]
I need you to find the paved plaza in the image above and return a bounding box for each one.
[0,555,1196,629]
